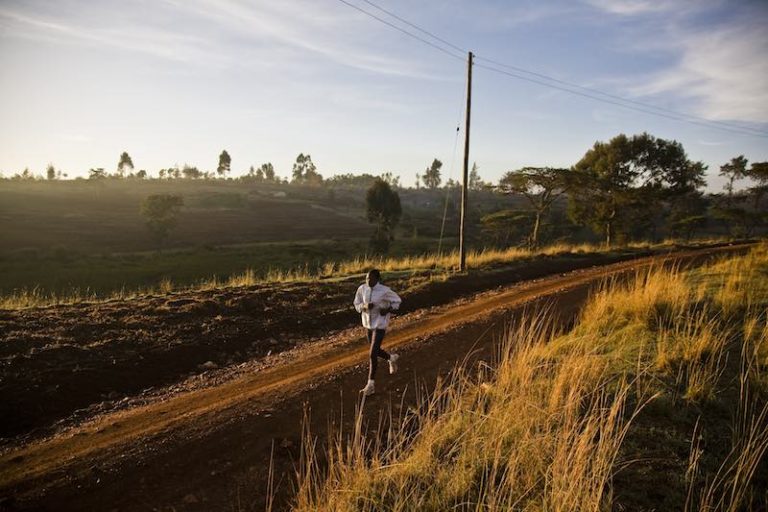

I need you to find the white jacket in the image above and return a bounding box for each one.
[353,282,402,330]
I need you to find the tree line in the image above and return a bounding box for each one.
[492,133,767,248]
[8,132,766,252]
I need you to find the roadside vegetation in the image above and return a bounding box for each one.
[291,243,768,511]
[0,238,726,309]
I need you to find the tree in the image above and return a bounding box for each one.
[747,161,768,212]
[568,133,704,247]
[260,162,275,181]
[422,158,442,189]
[713,158,768,236]
[140,194,184,250]
[254,165,264,181]
[46,163,56,181]
[13,168,35,180]
[136,169,147,179]
[719,155,748,197]
[217,150,231,177]
[366,178,402,254]
[181,165,202,179]
[480,209,533,247]
[380,172,400,188]
[499,167,569,248]
[89,168,107,180]
[469,162,484,190]
[292,154,322,185]
[668,190,708,241]
[117,152,134,177]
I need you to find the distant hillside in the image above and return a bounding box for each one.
[0,180,373,254]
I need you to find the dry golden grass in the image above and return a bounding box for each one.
[290,242,768,512]
[0,238,722,310]
[294,314,641,511]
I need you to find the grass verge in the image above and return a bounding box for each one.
[290,243,768,511]
[0,238,730,309]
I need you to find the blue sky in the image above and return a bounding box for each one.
[1,0,766,191]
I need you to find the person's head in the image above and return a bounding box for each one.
[366,269,381,287]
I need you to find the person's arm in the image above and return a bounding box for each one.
[381,288,402,314]
[353,285,365,313]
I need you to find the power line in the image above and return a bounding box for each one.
[474,61,768,138]
[334,0,463,61]
[356,0,768,137]
[335,0,768,139]
[475,55,768,137]
[360,0,466,55]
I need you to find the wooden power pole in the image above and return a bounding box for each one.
[459,51,473,272]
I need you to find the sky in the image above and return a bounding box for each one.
[0,0,767,191]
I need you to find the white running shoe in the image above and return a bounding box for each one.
[361,380,375,396]
[389,353,399,374]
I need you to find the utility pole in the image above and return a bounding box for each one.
[459,51,473,272]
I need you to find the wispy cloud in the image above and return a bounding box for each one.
[697,140,724,146]
[189,0,444,79]
[0,7,225,66]
[0,0,454,80]
[585,0,768,123]
[585,0,677,15]
[631,22,768,122]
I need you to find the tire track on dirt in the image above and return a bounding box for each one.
[0,243,753,509]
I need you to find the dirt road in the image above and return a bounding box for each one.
[0,243,752,511]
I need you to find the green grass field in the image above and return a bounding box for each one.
[0,179,501,299]
[0,235,458,297]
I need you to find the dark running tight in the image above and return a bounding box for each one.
[367,328,390,380]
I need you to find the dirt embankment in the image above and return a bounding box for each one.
[0,242,750,446]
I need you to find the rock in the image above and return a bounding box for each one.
[200,361,218,370]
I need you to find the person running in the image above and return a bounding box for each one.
[353,269,402,397]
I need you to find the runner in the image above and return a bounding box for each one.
[353,269,402,397]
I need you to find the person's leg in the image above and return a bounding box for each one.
[368,329,390,380]
[375,329,390,360]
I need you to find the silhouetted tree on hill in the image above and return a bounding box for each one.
[423,158,442,189]
[117,152,134,177]
[292,154,322,185]
[217,150,231,177]
[140,194,184,251]
[260,162,276,181]
[366,178,402,254]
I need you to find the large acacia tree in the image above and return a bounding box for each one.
[499,167,569,248]
[568,133,706,247]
